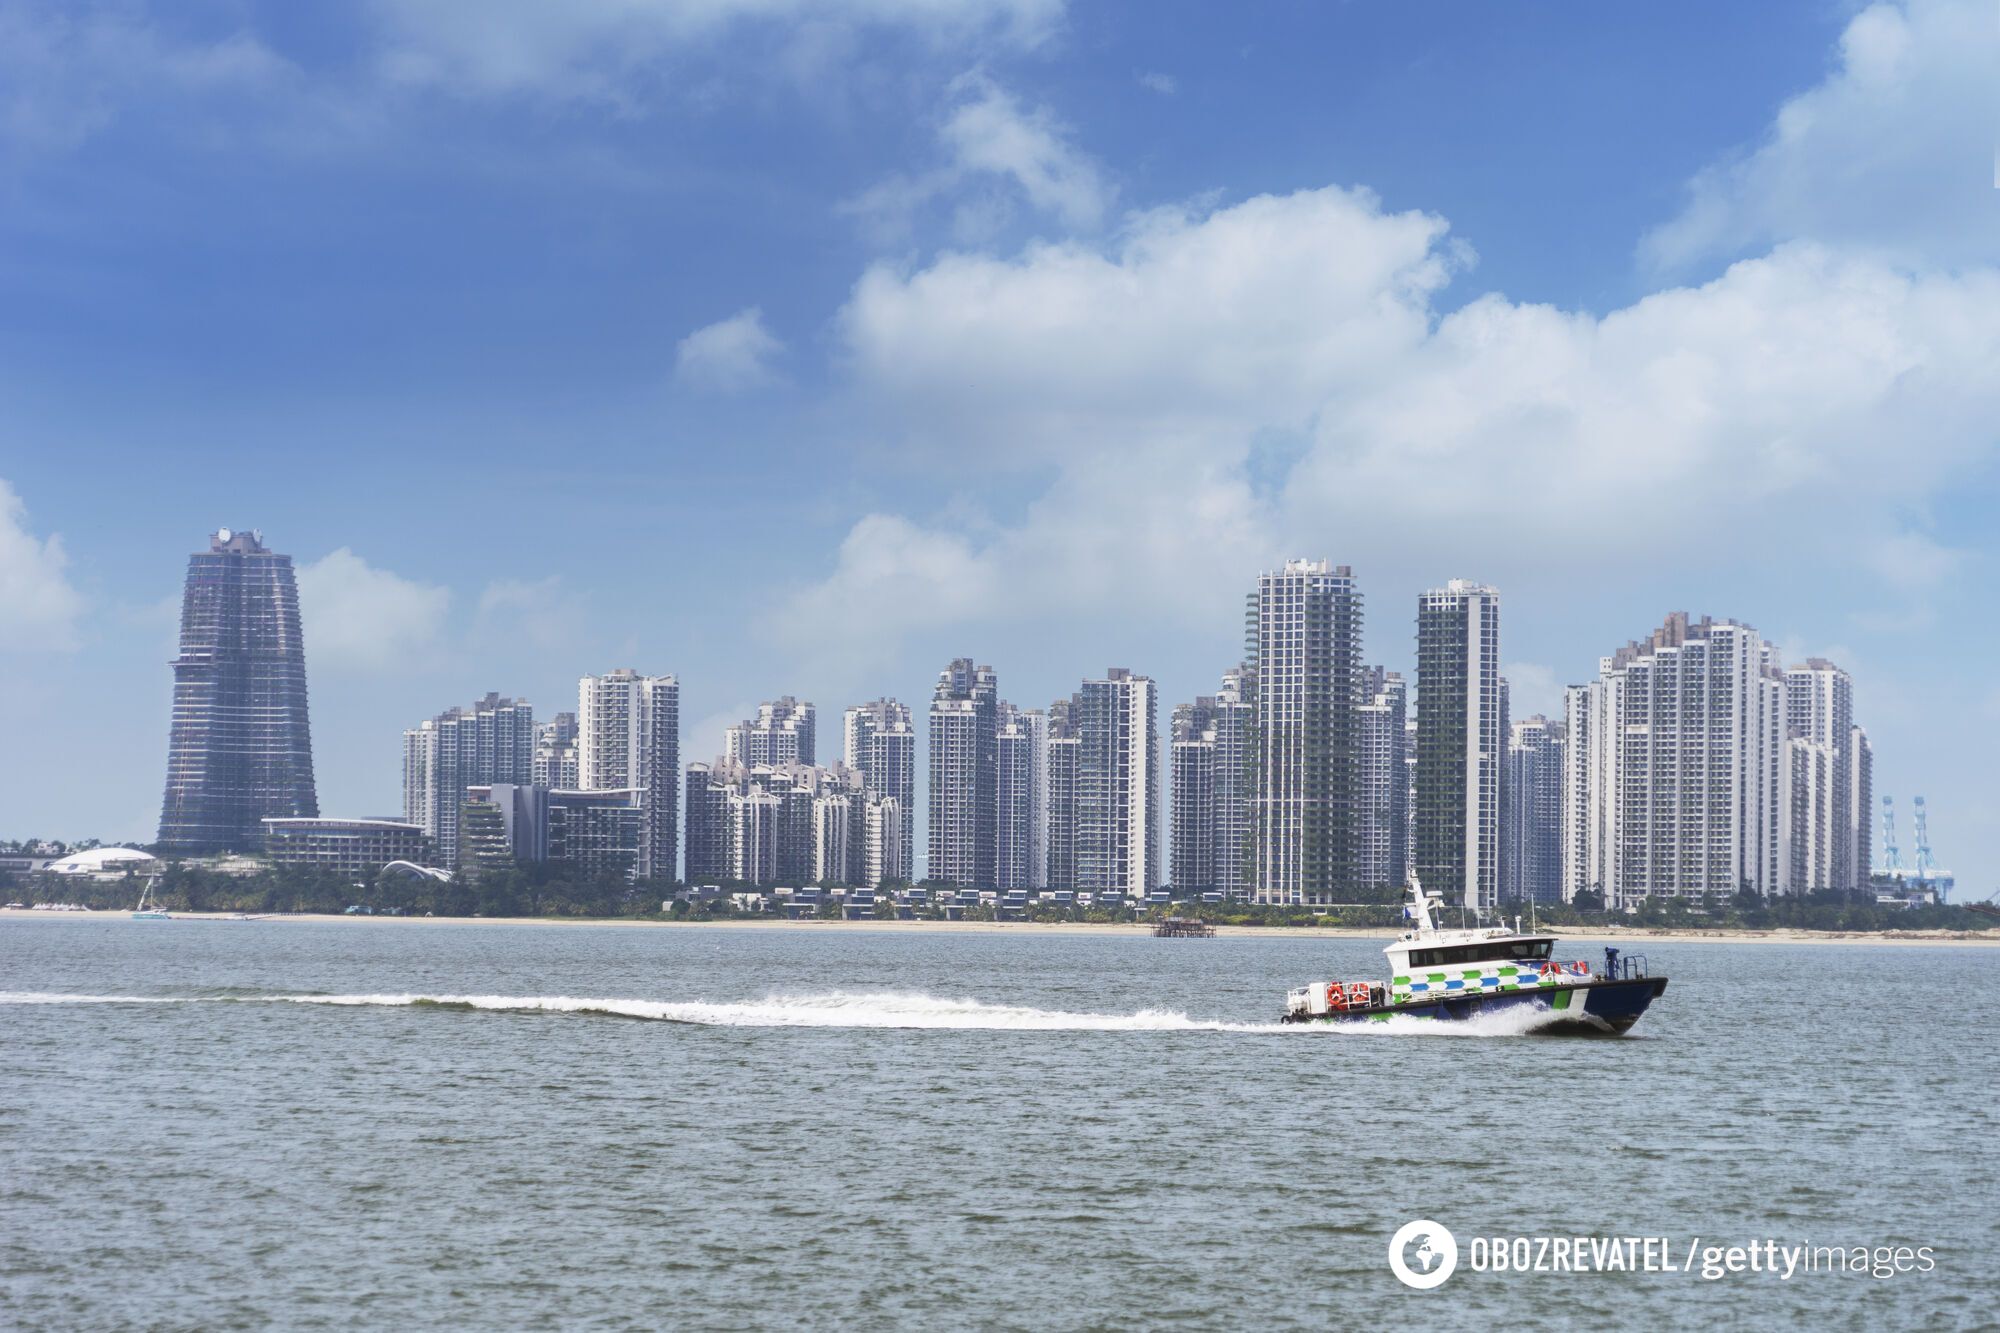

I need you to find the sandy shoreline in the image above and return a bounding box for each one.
[4,907,1994,946]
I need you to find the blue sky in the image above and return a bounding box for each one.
[1,0,1994,891]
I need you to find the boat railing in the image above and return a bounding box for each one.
[1598,949,1648,981]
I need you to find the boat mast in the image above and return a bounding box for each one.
[1405,872,1440,935]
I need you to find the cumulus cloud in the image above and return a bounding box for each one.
[842,74,1113,241]
[841,185,1455,445]
[368,0,1065,102]
[1289,243,2000,552]
[1643,0,1995,273]
[1136,71,1176,95]
[773,439,1272,676]
[784,179,2000,664]
[0,479,83,650]
[296,548,449,673]
[675,307,783,392]
[937,74,1112,231]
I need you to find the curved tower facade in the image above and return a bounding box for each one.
[157,529,318,852]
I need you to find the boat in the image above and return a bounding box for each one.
[1281,876,1667,1034]
[131,876,173,921]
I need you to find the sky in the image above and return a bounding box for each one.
[0,0,1994,891]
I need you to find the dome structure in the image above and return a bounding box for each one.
[45,847,162,877]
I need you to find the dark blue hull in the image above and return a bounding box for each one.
[1286,976,1668,1034]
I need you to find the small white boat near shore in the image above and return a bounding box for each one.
[131,877,173,921]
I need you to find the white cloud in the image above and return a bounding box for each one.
[675,307,783,392]
[0,2,293,154]
[773,440,1271,674]
[840,185,1455,447]
[1287,243,2000,553]
[0,479,83,650]
[786,186,2000,666]
[296,548,449,673]
[1137,71,1176,95]
[1861,529,1964,589]
[1643,0,1995,273]
[938,74,1111,231]
[367,0,1065,102]
[476,575,584,651]
[686,702,756,762]
[842,74,1112,241]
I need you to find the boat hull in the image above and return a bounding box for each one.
[1285,976,1668,1034]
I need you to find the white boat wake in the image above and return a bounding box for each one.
[0,989,1555,1036]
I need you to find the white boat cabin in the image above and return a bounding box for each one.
[1383,880,1585,1005]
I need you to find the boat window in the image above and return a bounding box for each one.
[1408,939,1554,968]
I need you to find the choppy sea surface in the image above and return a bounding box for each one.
[3,917,1996,1329]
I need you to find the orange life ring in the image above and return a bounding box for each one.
[1325,983,1346,1012]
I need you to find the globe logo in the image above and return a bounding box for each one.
[1388,1219,1459,1290]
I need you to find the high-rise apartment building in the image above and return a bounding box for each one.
[1850,726,1873,886]
[1503,715,1565,904]
[1171,697,1218,895]
[1783,659,1856,891]
[995,704,1047,891]
[403,693,535,871]
[812,785,859,888]
[577,670,680,881]
[1562,614,1786,906]
[1211,667,1253,899]
[1404,716,1417,891]
[1356,667,1409,894]
[157,529,319,852]
[1560,681,1605,903]
[463,783,644,882]
[684,759,896,888]
[726,697,815,767]
[533,713,579,790]
[1248,560,1364,905]
[928,659,998,888]
[845,698,917,876]
[1045,698,1080,890]
[1170,667,1253,897]
[1415,580,1506,911]
[863,796,910,889]
[1059,668,1159,897]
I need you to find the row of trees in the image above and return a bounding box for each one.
[2,863,1985,932]
[1,862,663,919]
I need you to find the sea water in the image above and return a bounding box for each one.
[2,919,1995,1328]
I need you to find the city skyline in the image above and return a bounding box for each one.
[113,528,1906,903]
[0,2,1991,891]
[1,8,1988,1326]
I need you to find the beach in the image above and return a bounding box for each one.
[6,906,1993,946]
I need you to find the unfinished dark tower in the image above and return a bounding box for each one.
[157,528,318,852]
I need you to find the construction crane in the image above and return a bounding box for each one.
[1907,796,1955,904]
[1913,796,1934,877]
[1880,795,1900,874]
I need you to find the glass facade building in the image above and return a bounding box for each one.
[157,529,318,852]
